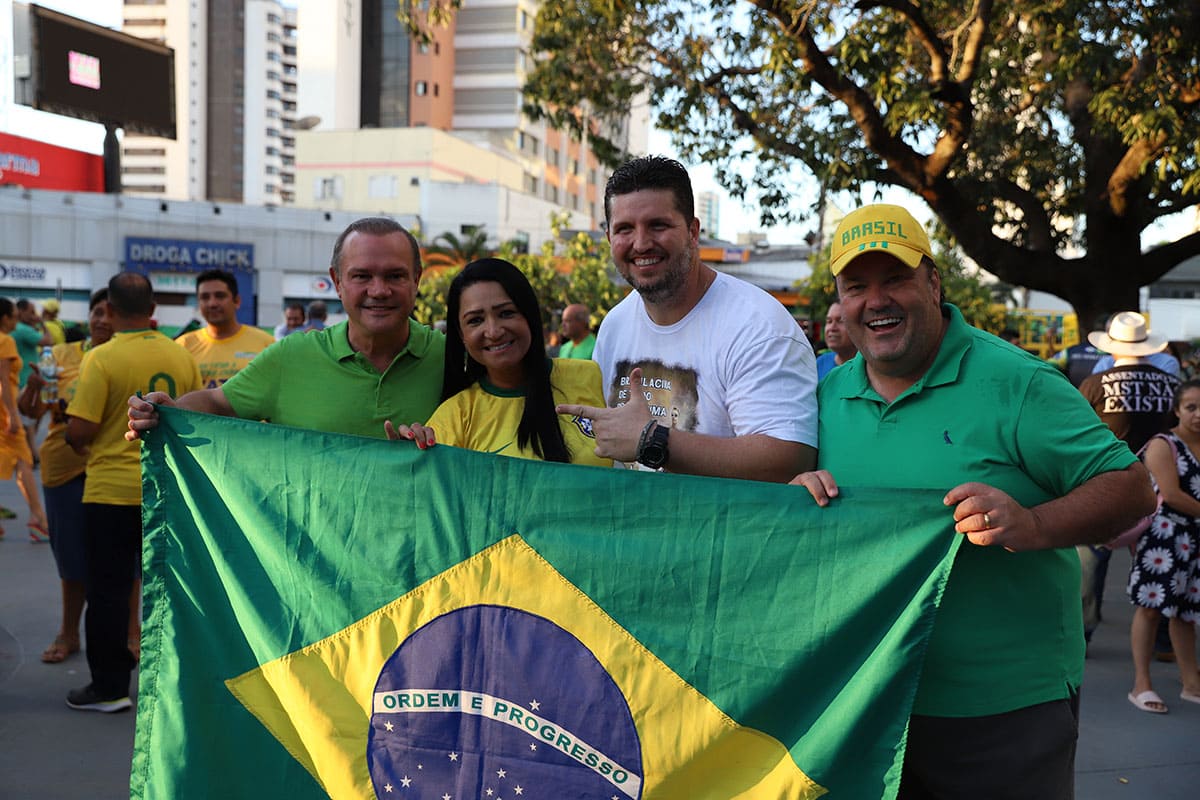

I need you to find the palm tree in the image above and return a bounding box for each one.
[425,227,492,268]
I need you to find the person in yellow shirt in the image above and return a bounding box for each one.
[177,269,275,388]
[64,273,202,713]
[0,298,50,540]
[19,289,119,664]
[386,258,610,467]
[41,299,67,346]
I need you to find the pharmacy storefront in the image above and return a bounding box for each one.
[124,237,256,328]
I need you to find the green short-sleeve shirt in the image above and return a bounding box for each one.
[558,333,596,361]
[221,320,444,439]
[818,304,1135,717]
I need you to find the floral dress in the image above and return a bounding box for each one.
[1127,433,1200,622]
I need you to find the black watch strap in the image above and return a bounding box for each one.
[636,421,670,469]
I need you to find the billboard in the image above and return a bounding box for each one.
[12,4,176,138]
[0,132,104,192]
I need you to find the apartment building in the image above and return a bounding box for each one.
[294,0,648,229]
[119,0,297,205]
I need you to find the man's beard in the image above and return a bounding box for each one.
[622,241,695,306]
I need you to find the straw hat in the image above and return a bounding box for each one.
[1086,312,1168,356]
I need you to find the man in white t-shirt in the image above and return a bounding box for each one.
[557,156,817,481]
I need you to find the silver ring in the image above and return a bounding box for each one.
[983,512,992,529]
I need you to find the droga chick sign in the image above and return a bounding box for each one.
[125,238,254,270]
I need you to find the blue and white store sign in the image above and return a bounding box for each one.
[124,237,256,325]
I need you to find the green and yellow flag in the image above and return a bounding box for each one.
[132,408,960,799]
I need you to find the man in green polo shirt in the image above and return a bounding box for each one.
[790,203,1155,797]
[127,218,443,439]
[557,303,596,360]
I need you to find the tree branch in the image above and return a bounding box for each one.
[1107,133,1169,217]
[1139,230,1200,283]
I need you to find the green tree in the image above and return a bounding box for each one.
[425,226,492,269]
[517,0,1200,328]
[414,215,626,332]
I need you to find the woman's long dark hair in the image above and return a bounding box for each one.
[443,258,570,463]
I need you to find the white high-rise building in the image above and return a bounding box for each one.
[119,0,297,205]
[293,0,648,228]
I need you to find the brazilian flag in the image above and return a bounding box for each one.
[132,408,960,799]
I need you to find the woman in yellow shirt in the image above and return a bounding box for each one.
[0,298,49,540]
[386,258,609,467]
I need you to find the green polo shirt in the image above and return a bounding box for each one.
[558,333,596,360]
[221,320,444,439]
[818,304,1135,717]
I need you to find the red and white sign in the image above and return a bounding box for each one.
[0,132,104,192]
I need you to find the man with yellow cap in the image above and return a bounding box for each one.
[41,299,66,346]
[791,203,1155,796]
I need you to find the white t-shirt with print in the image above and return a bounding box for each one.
[593,271,818,447]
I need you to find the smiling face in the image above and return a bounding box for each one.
[606,189,700,307]
[331,231,419,343]
[88,299,113,346]
[197,279,240,333]
[835,252,946,389]
[285,306,305,329]
[457,280,532,390]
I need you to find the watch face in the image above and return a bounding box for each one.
[638,425,670,468]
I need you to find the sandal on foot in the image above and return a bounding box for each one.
[1181,689,1200,705]
[1128,690,1168,714]
[41,636,80,664]
[28,521,49,543]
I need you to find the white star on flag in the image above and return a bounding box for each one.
[384,721,394,732]
[448,752,459,762]
[497,768,507,779]
[400,776,412,787]
[529,700,540,710]
[383,784,392,793]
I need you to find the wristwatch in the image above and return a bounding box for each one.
[636,421,670,469]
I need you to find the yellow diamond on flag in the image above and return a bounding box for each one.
[227,534,825,799]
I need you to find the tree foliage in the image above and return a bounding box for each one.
[413,214,626,333]
[520,0,1200,327]
[424,226,493,269]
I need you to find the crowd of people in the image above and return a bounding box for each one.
[1,154,1194,797]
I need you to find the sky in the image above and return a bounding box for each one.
[9,0,1195,249]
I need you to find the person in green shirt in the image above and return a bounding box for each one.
[790,203,1155,798]
[557,303,596,360]
[127,217,443,440]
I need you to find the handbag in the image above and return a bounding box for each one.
[1107,433,1178,549]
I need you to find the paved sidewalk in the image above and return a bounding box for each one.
[1,474,1197,798]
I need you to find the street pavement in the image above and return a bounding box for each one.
[1,472,1198,798]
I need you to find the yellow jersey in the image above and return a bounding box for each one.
[179,325,276,389]
[427,359,611,467]
[67,329,203,505]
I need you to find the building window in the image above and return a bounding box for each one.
[267,128,280,138]
[570,158,579,175]
[548,146,559,165]
[524,174,538,194]
[123,147,166,156]
[415,81,428,96]
[266,146,279,156]
[315,176,343,200]
[549,186,558,203]
[267,90,281,100]
[265,166,278,175]
[368,175,399,199]
[433,83,439,97]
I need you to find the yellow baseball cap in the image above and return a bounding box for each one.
[42,299,60,313]
[830,204,933,276]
